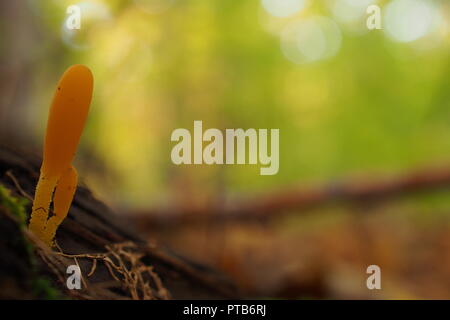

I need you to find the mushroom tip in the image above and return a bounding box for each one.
[65,64,93,82]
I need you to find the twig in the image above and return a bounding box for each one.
[5,170,33,201]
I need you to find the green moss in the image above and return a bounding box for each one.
[0,184,35,260]
[0,184,62,299]
[0,184,29,227]
[32,277,62,300]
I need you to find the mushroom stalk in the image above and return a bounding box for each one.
[29,64,93,246]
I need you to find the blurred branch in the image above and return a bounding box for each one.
[130,167,450,228]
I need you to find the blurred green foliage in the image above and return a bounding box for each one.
[17,0,450,207]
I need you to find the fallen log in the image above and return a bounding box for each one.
[0,145,237,299]
[130,166,450,228]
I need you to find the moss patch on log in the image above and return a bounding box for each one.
[0,184,61,299]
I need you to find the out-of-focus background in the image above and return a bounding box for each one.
[1,0,449,299]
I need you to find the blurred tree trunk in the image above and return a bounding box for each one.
[0,1,39,146]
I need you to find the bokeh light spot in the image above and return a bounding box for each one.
[385,0,437,43]
[281,16,342,64]
[331,0,376,24]
[261,0,307,18]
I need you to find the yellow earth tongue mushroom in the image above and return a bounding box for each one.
[29,64,93,246]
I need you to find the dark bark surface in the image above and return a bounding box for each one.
[0,145,237,299]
